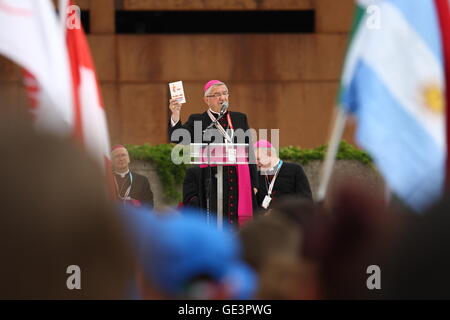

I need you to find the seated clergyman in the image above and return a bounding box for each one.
[111,145,154,208]
[254,140,312,211]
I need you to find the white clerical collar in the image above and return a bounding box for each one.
[261,159,280,173]
[208,108,220,115]
[114,169,130,178]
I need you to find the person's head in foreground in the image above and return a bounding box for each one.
[313,180,394,299]
[383,195,450,299]
[239,214,320,299]
[123,206,257,300]
[0,116,134,299]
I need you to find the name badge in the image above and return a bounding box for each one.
[262,195,272,209]
[227,148,236,163]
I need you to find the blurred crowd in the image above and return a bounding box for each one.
[0,114,449,300]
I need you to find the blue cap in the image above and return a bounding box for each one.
[121,206,257,299]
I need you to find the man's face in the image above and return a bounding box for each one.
[203,84,229,112]
[112,147,130,171]
[256,148,272,168]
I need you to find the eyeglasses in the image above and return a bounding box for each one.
[206,91,229,98]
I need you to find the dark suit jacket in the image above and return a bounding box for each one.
[168,110,249,143]
[130,171,154,207]
[183,166,203,208]
[256,161,312,210]
[168,110,258,189]
[114,171,154,208]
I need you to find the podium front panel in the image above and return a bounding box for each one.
[189,143,250,165]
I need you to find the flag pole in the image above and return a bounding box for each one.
[316,107,348,202]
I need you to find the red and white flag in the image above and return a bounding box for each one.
[0,0,73,135]
[0,0,111,171]
[435,0,450,189]
[61,0,111,169]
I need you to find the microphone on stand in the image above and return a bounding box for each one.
[204,102,229,132]
[219,102,229,116]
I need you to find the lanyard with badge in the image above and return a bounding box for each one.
[206,110,236,162]
[114,172,133,201]
[262,160,283,209]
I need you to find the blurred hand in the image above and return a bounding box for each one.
[169,98,182,123]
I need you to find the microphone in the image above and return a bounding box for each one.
[203,102,229,133]
[220,102,228,115]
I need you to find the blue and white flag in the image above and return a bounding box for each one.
[340,0,447,211]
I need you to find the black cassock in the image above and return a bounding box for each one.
[114,171,154,208]
[255,161,312,211]
[169,110,259,227]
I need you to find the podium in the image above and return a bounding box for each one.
[190,143,249,229]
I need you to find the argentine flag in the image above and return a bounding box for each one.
[340,0,447,212]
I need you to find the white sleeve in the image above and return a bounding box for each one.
[170,117,179,127]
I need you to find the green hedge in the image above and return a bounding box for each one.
[280,141,373,166]
[127,141,372,203]
[126,143,189,203]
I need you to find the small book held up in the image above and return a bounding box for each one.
[169,81,186,104]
